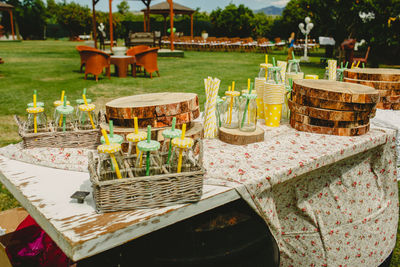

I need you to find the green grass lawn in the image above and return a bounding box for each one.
[0,40,398,266]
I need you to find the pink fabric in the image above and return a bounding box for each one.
[6,215,69,267]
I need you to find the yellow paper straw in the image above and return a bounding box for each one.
[101,129,122,179]
[355,61,360,68]
[133,117,143,166]
[83,94,95,129]
[33,94,37,133]
[247,78,250,91]
[177,124,186,173]
[59,91,65,127]
[351,62,355,69]
[232,81,235,91]
[228,94,233,125]
[265,54,268,64]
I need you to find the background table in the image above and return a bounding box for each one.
[110,56,135,78]
[0,124,398,266]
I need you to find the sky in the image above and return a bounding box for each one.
[69,0,289,12]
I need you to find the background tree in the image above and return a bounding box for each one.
[55,2,92,38]
[117,0,130,15]
[210,4,255,37]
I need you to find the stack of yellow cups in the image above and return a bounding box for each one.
[255,77,266,120]
[328,59,337,80]
[263,83,285,127]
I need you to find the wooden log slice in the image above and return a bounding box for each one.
[290,117,370,136]
[376,102,400,110]
[293,80,379,104]
[288,100,374,121]
[291,92,377,112]
[109,107,200,128]
[344,68,400,82]
[343,77,400,90]
[380,95,400,103]
[106,93,199,119]
[219,127,264,145]
[291,111,368,128]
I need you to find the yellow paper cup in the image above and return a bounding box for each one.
[305,74,319,80]
[255,78,266,119]
[264,104,282,127]
[264,83,285,104]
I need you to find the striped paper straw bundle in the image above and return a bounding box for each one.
[255,77,266,119]
[203,77,221,138]
[328,59,337,80]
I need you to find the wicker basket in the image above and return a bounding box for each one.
[88,139,205,212]
[14,115,102,149]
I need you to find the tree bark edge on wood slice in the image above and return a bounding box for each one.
[289,118,370,136]
[291,92,377,112]
[344,68,400,82]
[290,111,369,128]
[343,77,400,90]
[219,127,264,145]
[288,100,375,121]
[106,93,199,119]
[293,79,379,104]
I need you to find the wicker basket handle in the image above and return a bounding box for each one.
[98,110,106,125]
[14,115,23,128]
[193,138,204,167]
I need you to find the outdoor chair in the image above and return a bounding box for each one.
[76,45,97,72]
[127,45,150,72]
[353,46,370,65]
[80,49,110,82]
[135,47,160,78]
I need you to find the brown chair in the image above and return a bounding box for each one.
[76,45,97,72]
[353,46,370,65]
[135,47,160,78]
[127,45,150,72]
[80,49,110,81]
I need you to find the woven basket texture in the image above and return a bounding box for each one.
[88,139,205,212]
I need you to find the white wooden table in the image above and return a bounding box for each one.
[0,156,240,261]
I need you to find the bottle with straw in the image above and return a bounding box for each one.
[55,96,74,132]
[221,81,240,129]
[286,52,304,86]
[53,90,70,121]
[137,125,161,176]
[98,129,124,180]
[127,117,147,167]
[75,88,92,121]
[171,123,194,173]
[161,117,182,165]
[26,90,46,133]
[239,82,257,132]
[77,94,97,130]
[101,120,124,145]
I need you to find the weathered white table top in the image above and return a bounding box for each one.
[0,156,240,261]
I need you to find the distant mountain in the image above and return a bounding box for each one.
[254,6,283,16]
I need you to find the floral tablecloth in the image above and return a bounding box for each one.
[371,109,400,179]
[203,123,398,267]
[0,123,398,266]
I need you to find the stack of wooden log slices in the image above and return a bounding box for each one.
[344,68,400,110]
[104,93,201,140]
[289,80,379,136]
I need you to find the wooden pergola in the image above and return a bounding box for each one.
[141,1,195,38]
[0,2,15,40]
[92,0,178,51]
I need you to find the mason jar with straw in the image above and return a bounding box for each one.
[221,82,240,129]
[285,52,304,85]
[26,90,47,133]
[238,92,257,132]
[75,88,92,120]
